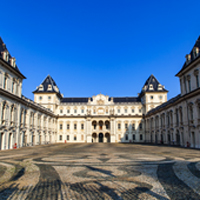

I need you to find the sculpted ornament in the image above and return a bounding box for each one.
[97,99,104,105]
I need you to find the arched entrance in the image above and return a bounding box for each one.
[99,133,103,143]
[160,134,164,144]
[32,134,35,145]
[168,132,171,144]
[0,133,5,150]
[8,133,12,149]
[99,121,103,130]
[105,121,110,130]
[155,134,158,144]
[176,130,180,146]
[92,133,97,143]
[92,121,97,130]
[105,133,110,143]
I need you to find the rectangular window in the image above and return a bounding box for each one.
[118,109,120,113]
[196,75,199,88]
[60,110,63,114]
[139,109,142,113]
[132,124,135,130]
[159,95,163,100]
[125,123,128,129]
[74,124,77,130]
[125,109,127,113]
[60,124,63,130]
[81,109,84,113]
[132,109,134,113]
[118,123,121,129]
[12,81,14,93]
[60,135,62,140]
[188,80,191,92]
[140,134,143,140]
[133,134,135,140]
[67,124,70,130]
[39,96,42,100]
[74,109,77,113]
[48,96,51,100]
[125,135,128,140]
[74,136,77,141]
[139,123,142,130]
[67,109,70,113]
[150,96,153,99]
[67,135,69,140]
[81,124,84,130]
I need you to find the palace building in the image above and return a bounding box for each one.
[0,36,200,150]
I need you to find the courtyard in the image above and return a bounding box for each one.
[0,143,199,200]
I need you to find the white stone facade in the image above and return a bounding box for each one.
[0,36,200,150]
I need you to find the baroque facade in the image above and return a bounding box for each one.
[145,36,200,148]
[0,36,200,150]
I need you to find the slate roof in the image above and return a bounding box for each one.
[147,94,181,116]
[61,98,91,103]
[0,37,26,79]
[176,36,200,76]
[61,97,141,103]
[111,97,141,103]
[140,74,168,96]
[33,75,62,98]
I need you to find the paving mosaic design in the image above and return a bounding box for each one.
[0,143,200,199]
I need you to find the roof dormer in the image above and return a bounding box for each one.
[1,50,9,61]
[185,54,191,63]
[38,85,44,91]
[158,84,163,90]
[149,84,154,91]
[193,47,199,58]
[9,57,16,67]
[47,84,52,91]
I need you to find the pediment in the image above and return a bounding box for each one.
[90,94,111,105]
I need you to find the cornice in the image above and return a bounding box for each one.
[0,88,55,117]
[58,114,143,119]
[0,58,26,79]
[145,87,200,117]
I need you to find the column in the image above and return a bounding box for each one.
[86,118,92,143]
[110,118,115,143]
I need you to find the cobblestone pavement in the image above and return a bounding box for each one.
[0,143,200,200]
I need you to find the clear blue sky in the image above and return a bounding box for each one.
[1,0,200,100]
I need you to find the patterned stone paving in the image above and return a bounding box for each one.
[0,143,199,199]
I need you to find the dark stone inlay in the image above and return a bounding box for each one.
[0,165,6,178]
[157,163,200,199]
[188,162,200,178]
[97,158,110,162]
[25,164,63,200]
[68,180,153,200]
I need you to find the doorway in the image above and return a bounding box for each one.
[99,133,103,143]
[105,133,110,143]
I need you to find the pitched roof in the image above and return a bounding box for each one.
[0,37,26,79]
[176,36,200,76]
[140,74,168,96]
[33,75,62,98]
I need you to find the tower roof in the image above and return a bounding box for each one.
[33,75,62,98]
[0,37,26,79]
[140,74,168,96]
[176,36,200,76]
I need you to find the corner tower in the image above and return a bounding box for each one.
[140,74,168,114]
[33,75,62,112]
